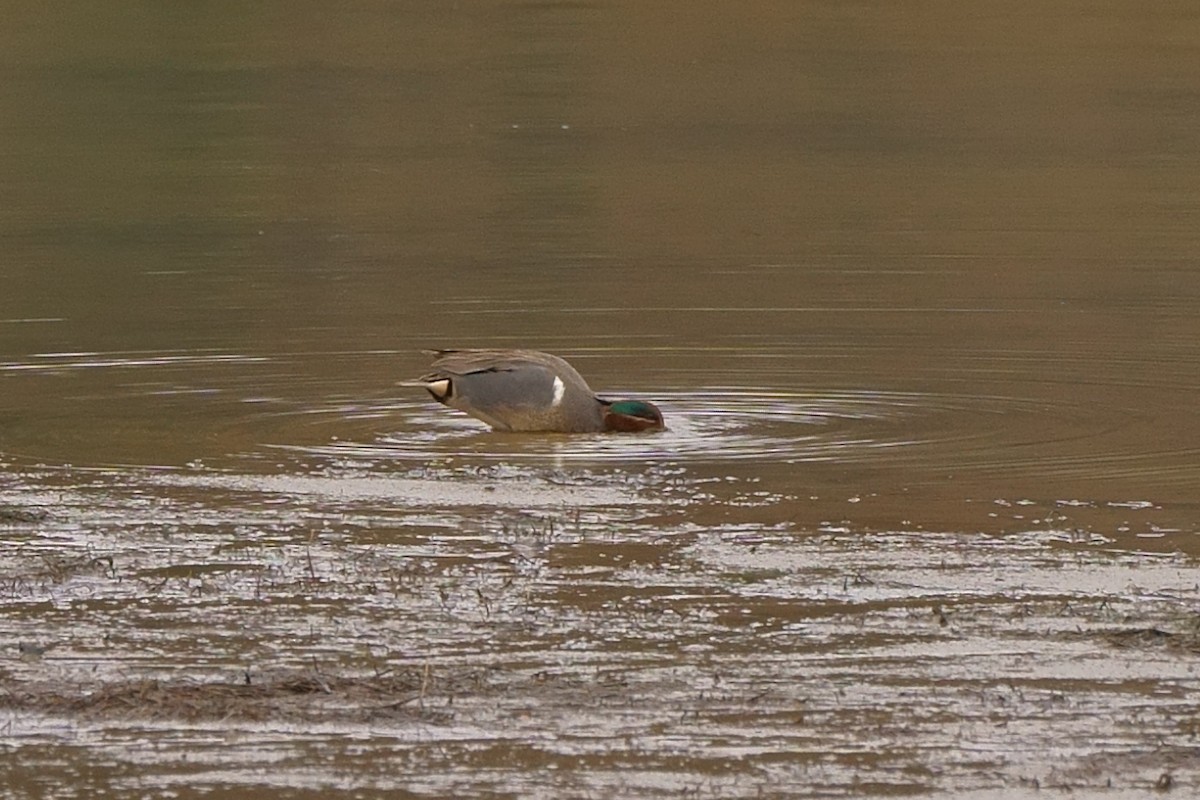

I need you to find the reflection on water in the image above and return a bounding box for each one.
[2,0,1200,797]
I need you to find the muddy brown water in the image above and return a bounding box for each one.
[3,3,1200,798]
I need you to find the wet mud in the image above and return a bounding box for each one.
[2,451,1198,798]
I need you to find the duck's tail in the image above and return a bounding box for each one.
[398,376,452,402]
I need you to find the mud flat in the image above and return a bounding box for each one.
[2,463,1198,798]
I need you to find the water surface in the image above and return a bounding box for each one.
[2,2,1199,797]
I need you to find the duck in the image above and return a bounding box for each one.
[402,349,664,433]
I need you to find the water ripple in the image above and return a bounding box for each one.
[260,388,1136,474]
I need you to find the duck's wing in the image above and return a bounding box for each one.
[425,349,566,377]
[408,349,605,432]
[451,360,562,410]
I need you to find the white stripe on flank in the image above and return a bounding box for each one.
[551,376,565,407]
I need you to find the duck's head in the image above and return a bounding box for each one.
[602,399,665,433]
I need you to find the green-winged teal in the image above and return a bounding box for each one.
[403,349,664,433]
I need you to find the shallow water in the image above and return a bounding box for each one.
[2,2,1200,797]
